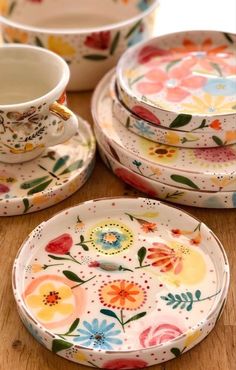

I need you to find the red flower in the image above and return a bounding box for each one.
[210,119,222,131]
[190,232,201,245]
[171,229,182,237]
[140,323,183,348]
[88,261,100,268]
[45,233,73,255]
[132,105,160,125]
[138,45,170,64]
[103,358,148,369]
[141,222,157,233]
[0,184,10,194]
[115,167,157,197]
[147,242,183,274]
[84,31,110,50]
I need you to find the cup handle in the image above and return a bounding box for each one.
[45,102,78,147]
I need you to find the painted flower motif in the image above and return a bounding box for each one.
[128,27,143,47]
[0,170,16,195]
[84,31,111,50]
[182,93,236,114]
[192,146,236,163]
[210,119,222,130]
[103,358,148,369]
[148,242,183,274]
[32,194,51,206]
[99,280,146,310]
[73,319,122,350]
[3,27,29,43]
[132,105,161,125]
[136,67,206,102]
[133,120,154,138]
[25,282,74,321]
[115,167,157,197]
[165,131,180,145]
[21,318,44,345]
[210,174,236,190]
[204,78,236,96]
[138,0,150,11]
[225,131,236,142]
[0,0,8,15]
[48,36,76,57]
[184,329,201,348]
[89,220,133,255]
[171,229,182,237]
[139,323,183,348]
[45,233,73,255]
[31,264,44,273]
[141,141,178,163]
[138,45,170,64]
[141,222,157,233]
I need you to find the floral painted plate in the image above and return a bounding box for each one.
[0,117,96,216]
[98,139,236,208]
[92,69,236,192]
[111,77,236,148]
[116,31,236,131]
[13,197,229,368]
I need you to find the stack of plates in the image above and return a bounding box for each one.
[92,30,236,208]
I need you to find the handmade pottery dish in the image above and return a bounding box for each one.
[0,44,78,163]
[0,117,96,216]
[116,30,236,131]
[0,0,159,91]
[92,70,236,193]
[98,138,236,208]
[13,197,229,368]
[111,78,236,148]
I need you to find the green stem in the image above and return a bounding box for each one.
[71,275,96,289]
[129,74,144,87]
[87,361,100,368]
[44,263,64,269]
[193,223,201,232]
[67,252,81,265]
[135,264,151,270]
[120,310,125,333]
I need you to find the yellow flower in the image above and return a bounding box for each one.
[73,351,88,362]
[150,166,163,176]
[182,93,236,114]
[225,131,236,142]
[210,175,236,189]
[139,138,179,164]
[184,329,201,348]
[138,212,159,218]
[48,36,76,57]
[26,282,74,321]
[32,194,50,206]
[165,132,180,145]
[31,264,44,273]
[0,0,8,15]
[4,27,29,43]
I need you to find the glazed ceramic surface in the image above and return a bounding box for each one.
[98,139,236,209]
[92,70,236,192]
[0,45,78,163]
[111,78,236,148]
[13,197,229,368]
[0,0,159,91]
[0,117,95,216]
[117,31,236,131]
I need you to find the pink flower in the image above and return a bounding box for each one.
[132,105,160,125]
[147,242,183,274]
[140,323,183,348]
[137,66,206,102]
[103,358,148,369]
[45,234,73,255]
[84,31,111,50]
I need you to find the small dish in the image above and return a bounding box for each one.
[0,0,159,91]
[117,30,236,131]
[92,70,236,192]
[0,117,96,216]
[111,78,236,148]
[98,138,236,208]
[13,197,229,368]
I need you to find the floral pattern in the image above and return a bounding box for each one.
[140,323,183,347]
[103,358,148,369]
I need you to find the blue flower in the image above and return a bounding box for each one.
[128,30,143,47]
[74,319,122,350]
[203,78,236,96]
[22,319,44,345]
[95,229,127,250]
[133,120,155,138]
[138,0,150,11]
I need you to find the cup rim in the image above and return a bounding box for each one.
[0,0,159,35]
[0,44,70,109]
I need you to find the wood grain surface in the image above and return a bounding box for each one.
[0,92,235,370]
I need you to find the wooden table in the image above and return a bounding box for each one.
[0,92,235,370]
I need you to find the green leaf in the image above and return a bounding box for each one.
[65,318,80,335]
[8,1,16,15]
[81,244,89,251]
[125,20,142,39]
[186,292,193,301]
[170,114,192,129]
[23,198,30,214]
[124,311,146,325]
[83,54,108,61]
[53,155,70,173]
[187,302,193,311]
[20,176,49,190]
[223,32,234,43]
[212,136,224,146]
[137,247,147,266]
[27,179,52,195]
[166,59,181,72]
[198,119,207,129]
[48,254,69,260]
[60,160,84,175]
[63,270,84,283]
[80,235,85,242]
[167,293,175,300]
[100,309,119,320]
[181,293,188,301]
[171,174,200,190]
[52,339,73,353]
[110,31,120,55]
[210,62,223,77]
[195,290,201,300]
[126,117,131,129]
[171,347,181,357]
[35,36,44,48]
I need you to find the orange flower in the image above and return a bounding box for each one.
[210,119,222,131]
[190,232,201,245]
[4,27,29,43]
[99,280,146,310]
[141,222,157,233]
[147,243,183,274]
[225,131,236,142]
[31,264,44,273]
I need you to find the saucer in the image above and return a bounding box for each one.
[13,197,229,368]
[0,117,96,216]
[117,31,236,131]
[98,139,236,208]
[92,69,236,192]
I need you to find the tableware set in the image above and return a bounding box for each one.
[0,3,233,369]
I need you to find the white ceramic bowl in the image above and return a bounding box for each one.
[0,0,159,91]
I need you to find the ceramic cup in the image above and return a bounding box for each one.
[0,0,159,91]
[0,44,78,163]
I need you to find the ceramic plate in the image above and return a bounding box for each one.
[0,117,96,216]
[92,69,236,192]
[117,31,236,131]
[111,78,236,148]
[98,139,236,208]
[13,197,229,368]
